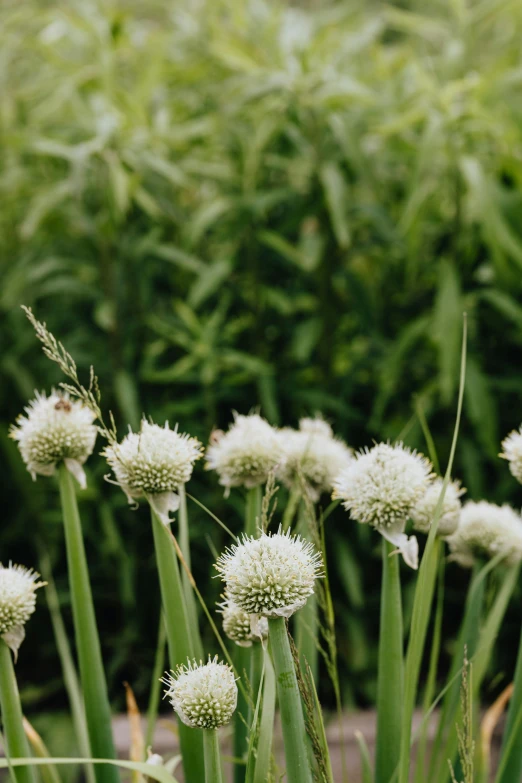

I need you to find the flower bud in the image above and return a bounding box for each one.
[163,657,237,729]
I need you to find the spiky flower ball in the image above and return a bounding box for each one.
[205,413,283,493]
[277,417,353,500]
[446,501,522,568]
[163,657,237,729]
[411,478,465,538]
[219,596,268,647]
[333,442,434,568]
[10,391,97,488]
[501,427,522,485]
[103,420,202,525]
[0,564,45,656]
[215,528,323,619]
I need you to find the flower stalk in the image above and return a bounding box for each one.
[268,616,313,783]
[203,730,223,783]
[150,507,204,783]
[375,539,404,783]
[177,485,203,660]
[57,464,118,783]
[0,639,36,783]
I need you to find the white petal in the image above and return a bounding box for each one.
[64,458,87,489]
[380,528,419,569]
[2,625,25,661]
[147,491,180,526]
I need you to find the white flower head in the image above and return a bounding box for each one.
[205,412,283,493]
[163,656,237,729]
[501,427,522,485]
[103,420,202,525]
[277,417,353,501]
[10,391,97,488]
[218,595,268,648]
[411,478,465,538]
[446,501,522,568]
[0,563,45,658]
[215,527,323,619]
[333,442,434,569]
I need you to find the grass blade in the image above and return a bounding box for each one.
[0,640,37,783]
[177,485,203,659]
[23,718,62,783]
[354,731,373,783]
[145,614,167,752]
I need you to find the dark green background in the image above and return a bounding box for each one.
[2,0,522,746]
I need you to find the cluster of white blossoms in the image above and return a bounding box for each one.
[218,595,268,648]
[10,391,97,488]
[411,478,465,538]
[0,563,45,657]
[333,442,434,569]
[215,528,323,619]
[163,656,237,730]
[277,417,352,500]
[103,420,203,525]
[205,413,284,494]
[501,427,522,485]
[446,501,522,568]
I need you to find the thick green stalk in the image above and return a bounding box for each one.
[234,645,249,783]
[249,643,264,723]
[497,622,522,783]
[268,616,313,783]
[0,640,36,783]
[375,540,404,783]
[57,465,118,783]
[203,730,223,783]
[150,508,204,783]
[177,485,203,660]
[295,594,318,684]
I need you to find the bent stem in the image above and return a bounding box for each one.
[150,507,204,783]
[57,464,118,783]
[203,729,223,783]
[0,640,36,783]
[268,616,313,783]
[375,540,404,783]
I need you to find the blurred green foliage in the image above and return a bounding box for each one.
[2,0,522,721]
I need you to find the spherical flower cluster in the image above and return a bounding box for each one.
[0,564,45,657]
[205,413,284,493]
[446,501,522,568]
[10,391,97,488]
[103,420,202,525]
[501,427,522,485]
[163,656,237,730]
[215,528,323,619]
[277,417,353,500]
[219,595,268,647]
[411,478,465,538]
[333,442,434,569]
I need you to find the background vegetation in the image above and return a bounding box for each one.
[2,0,522,743]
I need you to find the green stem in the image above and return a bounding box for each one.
[150,508,204,783]
[268,616,313,783]
[177,485,203,660]
[57,465,118,783]
[295,594,318,685]
[0,640,36,783]
[203,729,223,783]
[375,539,404,783]
[497,622,522,783]
[245,486,262,537]
[282,487,301,531]
[144,613,166,752]
[248,643,264,726]
[234,645,249,783]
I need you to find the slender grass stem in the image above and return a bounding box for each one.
[150,508,204,783]
[0,640,36,783]
[375,539,404,783]
[57,465,118,783]
[203,729,223,783]
[245,486,262,537]
[145,613,166,752]
[268,616,313,783]
[497,623,522,783]
[177,485,203,659]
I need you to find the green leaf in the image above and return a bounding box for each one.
[0,758,179,783]
[319,162,351,249]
